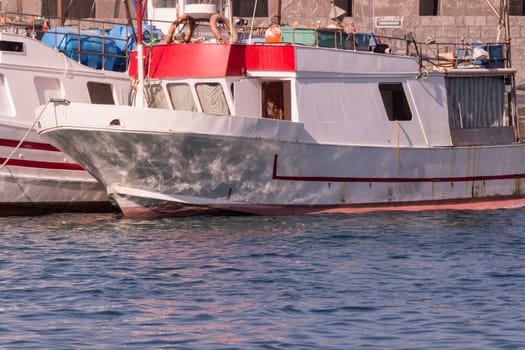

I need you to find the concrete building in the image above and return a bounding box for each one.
[2,0,524,81]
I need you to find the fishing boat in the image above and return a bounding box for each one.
[0,15,132,215]
[37,0,525,218]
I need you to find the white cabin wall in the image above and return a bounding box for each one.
[295,78,432,147]
[294,46,420,77]
[406,76,453,146]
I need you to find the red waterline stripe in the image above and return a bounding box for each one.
[0,138,60,152]
[272,154,525,183]
[0,157,84,171]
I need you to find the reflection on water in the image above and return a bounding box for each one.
[1,209,525,349]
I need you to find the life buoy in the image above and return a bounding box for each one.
[166,14,195,43]
[209,13,238,44]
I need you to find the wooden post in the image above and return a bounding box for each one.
[58,0,64,25]
[274,0,282,24]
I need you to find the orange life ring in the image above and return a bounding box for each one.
[166,14,195,43]
[209,13,238,44]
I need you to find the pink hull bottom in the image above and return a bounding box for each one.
[119,196,525,218]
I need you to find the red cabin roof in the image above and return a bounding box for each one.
[128,43,296,79]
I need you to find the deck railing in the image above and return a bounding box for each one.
[0,11,135,72]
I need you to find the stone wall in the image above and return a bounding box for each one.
[2,0,524,82]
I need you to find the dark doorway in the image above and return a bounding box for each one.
[42,0,96,18]
[232,0,269,17]
[509,0,524,15]
[262,82,284,120]
[419,0,438,16]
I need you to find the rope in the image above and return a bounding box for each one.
[0,99,53,171]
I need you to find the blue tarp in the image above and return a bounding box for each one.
[41,25,162,72]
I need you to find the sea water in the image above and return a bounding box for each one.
[1,209,524,349]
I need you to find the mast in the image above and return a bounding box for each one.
[135,0,145,107]
[500,0,518,136]
[503,0,511,67]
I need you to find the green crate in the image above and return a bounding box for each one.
[317,29,344,49]
[280,27,317,46]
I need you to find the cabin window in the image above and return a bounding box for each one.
[195,83,230,115]
[0,40,24,53]
[379,83,412,121]
[446,77,504,129]
[152,0,177,8]
[167,83,197,112]
[144,84,169,109]
[87,82,115,105]
[35,77,62,105]
[0,74,15,117]
[419,0,439,16]
[232,0,269,17]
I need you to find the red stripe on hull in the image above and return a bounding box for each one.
[272,154,525,183]
[0,157,84,171]
[0,138,60,152]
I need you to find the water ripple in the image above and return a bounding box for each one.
[1,209,525,348]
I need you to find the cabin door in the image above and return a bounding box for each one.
[262,81,285,120]
[234,79,261,117]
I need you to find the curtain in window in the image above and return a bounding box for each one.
[145,84,169,109]
[446,76,504,129]
[196,83,230,115]
[167,83,197,112]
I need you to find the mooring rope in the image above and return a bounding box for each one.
[0,99,54,171]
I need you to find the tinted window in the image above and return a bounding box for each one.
[0,40,24,52]
[379,83,412,121]
[87,82,115,105]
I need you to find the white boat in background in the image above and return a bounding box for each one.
[0,25,131,215]
[37,0,525,218]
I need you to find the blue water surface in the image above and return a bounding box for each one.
[1,209,525,349]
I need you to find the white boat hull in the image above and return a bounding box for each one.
[0,124,113,215]
[38,103,525,217]
[0,32,130,215]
